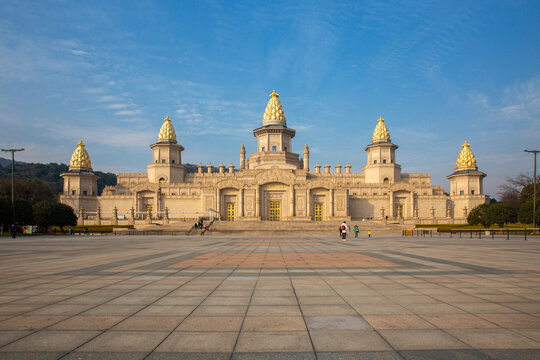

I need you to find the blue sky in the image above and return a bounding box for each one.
[0,0,539,198]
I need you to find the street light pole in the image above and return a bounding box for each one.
[524,150,538,230]
[1,148,24,238]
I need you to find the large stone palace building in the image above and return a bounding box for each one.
[60,90,487,225]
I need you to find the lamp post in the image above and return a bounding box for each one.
[524,150,538,230]
[1,148,24,238]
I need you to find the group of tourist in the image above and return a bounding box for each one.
[340,221,370,240]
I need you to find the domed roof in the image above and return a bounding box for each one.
[372,116,390,143]
[262,90,286,126]
[455,141,477,170]
[69,140,92,171]
[158,116,177,143]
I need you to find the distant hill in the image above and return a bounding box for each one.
[0,157,117,195]
[0,157,212,195]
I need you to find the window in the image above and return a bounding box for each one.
[159,178,165,184]
[83,190,87,196]
[284,146,287,151]
[162,159,166,163]
[262,146,265,151]
[383,177,389,183]
[460,190,464,195]
[71,190,75,195]
[272,145,277,151]
[155,160,158,163]
[171,159,175,164]
[471,190,475,194]
[374,160,377,164]
[383,159,387,163]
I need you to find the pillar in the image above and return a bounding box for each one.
[324,163,331,174]
[239,188,244,217]
[306,189,311,219]
[255,185,260,218]
[129,207,135,224]
[335,163,342,174]
[289,184,295,218]
[96,207,101,226]
[303,144,309,171]
[197,162,203,174]
[112,207,118,226]
[345,162,351,174]
[216,189,221,220]
[229,163,234,173]
[240,144,246,170]
[315,163,321,174]
[146,207,152,224]
[329,189,334,217]
[164,207,169,224]
[219,162,225,174]
[208,162,213,174]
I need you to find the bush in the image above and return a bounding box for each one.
[517,198,540,225]
[33,201,77,232]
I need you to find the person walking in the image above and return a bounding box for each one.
[340,221,348,241]
[354,225,359,238]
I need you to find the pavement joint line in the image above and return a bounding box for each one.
[279,242,318,360]
[228,241,268,360]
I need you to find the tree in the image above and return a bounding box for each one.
[33,201,77,232]
[486,203,517,228]
[468,203,516,228]
[0,196,33,225]
[517,198,540,225]
[468,204,492,227]
[498,173,539,210]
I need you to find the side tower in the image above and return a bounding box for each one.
[60,141,99,212]
[249,90,301,170]
[447,141,487,220]
[147,116,185,184]
[363,117,402,183]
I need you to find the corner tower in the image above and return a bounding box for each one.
[363,117,401,183]
[447,141,486,196]
[249,90,301,170]
[147,116,185,183]
[60,141,99,211]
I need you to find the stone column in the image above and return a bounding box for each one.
[129,207,135,224]
[112,207,118,226]
[324,163,331,174]
[447,206,452,218]
[389,192,394,218]
[329,189,334,217]
[219,162,225,174]
[303,144,309,171]
[197,162,203,174]
[207,162,213,174]
[315,163,321,174]
[430,206,435,219]
[345,162,351,174]
[335,163,342,174]
[255,185,260,218]
[96,207,101,226]
[463,207,468,218]
[79,207,85,226]
[238,188,244,217]
[289,184,295,219]
[216,189,221,220]
[240,144,246,170]
[306,189,311,219]
[228,163,234,174]
[414,207,419,218]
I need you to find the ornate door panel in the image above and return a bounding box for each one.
[269,201,281,221]
[314,203,323,221]
[227,203,235,221]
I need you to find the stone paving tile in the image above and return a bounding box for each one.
[310,330,392,351]
[305,315,372,330]
[64,352,148,359]
[156,331,238,352]
[137,305,196,316]
[447,329,540,349]
[191,305,247,317]
[399,349,492,360]
[235,331,313,352]
[0,330,100,352]
[0,315,68,330]
[0,352,67,360]
[352,303,412,315]
[246,305,302,317]
[317,352,401,360]
[176,316,244,331]
[251,296,298,305]
[27,303,95,316]
[477,313,540,328]
[363,315,435,330]
[0,330,32,347]
[420,314,499,329]
[452,302,518,314]
[76,330,169,352]
[300,304,357,316]
[202,296,252,306]
[154,296,206,305]
[49,315,125,330]
[378,329,470,350]
[243,316,307,331]
[111,316,184,331]
[82,304,145,316]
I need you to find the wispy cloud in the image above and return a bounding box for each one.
[97,95,124,102]
[106,103,129,109]
[115,109,141,116]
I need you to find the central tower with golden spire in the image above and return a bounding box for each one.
[363,116,402,184]
[147,116,186,184]
[249,90,302,170]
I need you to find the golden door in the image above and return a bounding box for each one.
[314,203,323,221]
[269,201,281,221]
[227,203,235,221]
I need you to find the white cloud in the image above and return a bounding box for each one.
[97,95,124,102]
[106,103,129,109]
[115,110,141,116]
[69,49,91,56]
[85,88,106,94]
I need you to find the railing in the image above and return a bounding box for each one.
[403,228,540,240]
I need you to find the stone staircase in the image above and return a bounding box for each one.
[206,220,408,236]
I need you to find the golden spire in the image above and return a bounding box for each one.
[69,140,92,171]
[158,116,177,143]
[455,141,477,170]
[372,116,390,143]
[262,90,286,126]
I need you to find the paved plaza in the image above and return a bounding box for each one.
[0,234,539,359]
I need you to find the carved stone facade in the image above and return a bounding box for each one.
[60,91,487,225]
